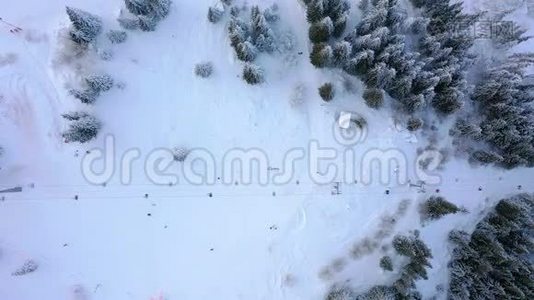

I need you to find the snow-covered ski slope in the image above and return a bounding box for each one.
[1,0,534,299]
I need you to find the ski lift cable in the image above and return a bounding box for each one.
[1,184,528,204]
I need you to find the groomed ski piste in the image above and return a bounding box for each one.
[1,0,533,299]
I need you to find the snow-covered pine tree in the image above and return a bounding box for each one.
[359,286,397,299]
[235,41,257,62]
[138,14,158,31]
[208,5,224,23]
[465,54,534,168]
[365,62,396,89]
[306,0,324,23]
[70,74,114,105]
[420,196,461,221]
[304,0,350,69]
[343,50,375,76]
[359,0,370,11]
[250,6,275,52]
[11,260,39,276]
[332,13,347,38]
[392,235,415,257]
[194,62,213,78]
[85,74,114,93]
[127,0,171,20]
[447,194,534,299]
[379,256,393,271]
[344,0,428,113]
[318,82,334,101]
[125,0,152,16]
[118,15,140,30]
[489,12,530,49]
[470,150,504,165]
[124,0,171,30]
[149,0,171,21]
[263,4,280,23]
[107,30,128,44]
[255,33,275,53]
[363,88,384,109]
[172,146,190,162]
[70,88,99,104]
[407,117,423,131]
[401,93,426,113]
[325,285,358,300]
[62,111,91,121]
[351,233,432,298]
[242,63,264,85]
[332,40,351,67]
[228,17,248,48]
[450,118,483,140]
[308,0,350,38]
[309,17,334,43]
[66,7,103,44]
[62,112,102,143]
[310,42,332,68]
[415,0,481,115]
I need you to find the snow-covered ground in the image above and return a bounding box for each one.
[1,0,534,299]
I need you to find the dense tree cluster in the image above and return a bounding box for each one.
[62,112,102,143]
[327,284,397,300]
[343,0,435,116]
[448,194,534,299]
[225,4,279,84]
[391,233,433,299]
[451,54,534,168]
[303,0,350,68]
[227,5,277,62]
[326,232,433,299]
[315,0,484,125]
[411,0,481,115]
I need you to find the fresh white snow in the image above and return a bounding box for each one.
[1,0,534,299]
